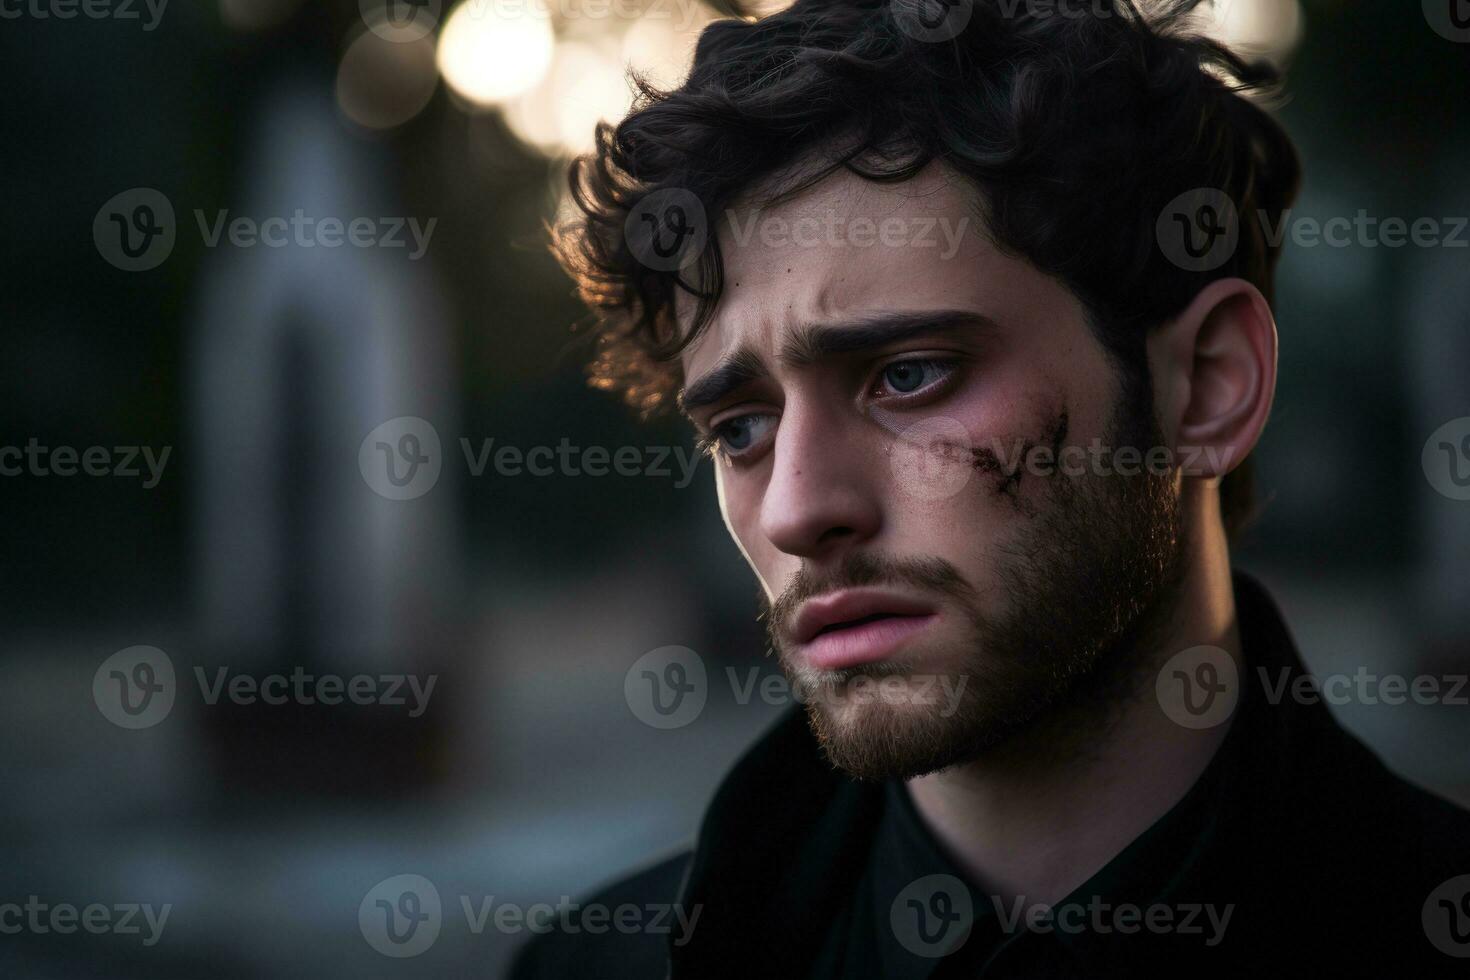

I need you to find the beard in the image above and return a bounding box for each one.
[763,403,1188,781]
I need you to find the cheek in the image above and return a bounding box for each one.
[884,380,1080,534]
[715,463,782,600]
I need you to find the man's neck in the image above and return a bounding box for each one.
[905,514,1241,908]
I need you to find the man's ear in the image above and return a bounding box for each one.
[1147,278,1278,479]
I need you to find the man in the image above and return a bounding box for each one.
[514,0,1470,975]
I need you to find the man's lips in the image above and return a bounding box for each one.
[791,588,939,671]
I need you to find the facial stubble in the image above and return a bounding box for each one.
[763,407,1187,781]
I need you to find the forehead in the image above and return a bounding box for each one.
[677,164,1075,382]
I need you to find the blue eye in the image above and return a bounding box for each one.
[713,414,774,456]
[880,359,950,395]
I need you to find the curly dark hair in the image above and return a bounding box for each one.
[553,0,1301,536]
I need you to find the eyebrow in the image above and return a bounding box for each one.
[678,309,997,413]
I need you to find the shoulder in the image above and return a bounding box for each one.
[1282,721,1470,964]
[1304,709,1470,859]
[1370,763,1470,882]
[1349,767,1470,968]
[506,850,692,980]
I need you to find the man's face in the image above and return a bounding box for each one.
[678,165,1186,780]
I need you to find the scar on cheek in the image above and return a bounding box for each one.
[971,408,1071,509]
[866,402,1072,512]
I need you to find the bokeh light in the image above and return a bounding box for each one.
[621,9,713,90]
[503,38,633,156]
[1201,0,1305,65]
[336,27,440,130]
[218,0,305,32]
[436,2,556,107]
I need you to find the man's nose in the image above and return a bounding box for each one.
[758,400,882,561]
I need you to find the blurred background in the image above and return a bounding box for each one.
[0,0,1467,976]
